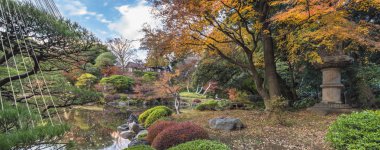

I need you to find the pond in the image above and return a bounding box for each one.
[60,105,148,150]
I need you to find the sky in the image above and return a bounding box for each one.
[55,0,159,60]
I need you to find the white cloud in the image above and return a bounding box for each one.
[107,0,160,48]
[60,0,111,24]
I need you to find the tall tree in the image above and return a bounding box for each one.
[106,37,136,71]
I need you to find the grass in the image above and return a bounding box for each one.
[180,92,207,99]
[73,105,104,111]
[172,109,339,150]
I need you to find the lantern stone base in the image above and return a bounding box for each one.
[308,103,356,115]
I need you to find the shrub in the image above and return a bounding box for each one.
[124,145,155,150]
[326,110,380,150]
[146,121,177,143]
[104,94,121,102]
[195,100,218,111]
[145,108,173,128]
[193,99,202,103]
[168,140,230,150]
[100,75,134,92]
[152,122,209,150]
[75,73,97,88]
[180,92,207,99]
[292,98,318,109]
[95,52,116,68]
[138,106,173,127]
[216,100,232,110]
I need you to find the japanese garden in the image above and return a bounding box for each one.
[0,0,379,150]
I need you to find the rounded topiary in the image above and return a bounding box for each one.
[152,122,209,150]
[138,106,173,127]
[168,140,230,150]
[146,121,177,143]
[144,108,173,128]
[195,100,218,111]
[326,110,380,150]
[124,145,155,150]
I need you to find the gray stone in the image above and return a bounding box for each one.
[127,114,139,124]
[135,130,148,139]
[129,122,140,133]
[118,101,127,107]
[209,117,244,131]
[117,124,129,132]
[120,131,136,140]
[128,138,149,147]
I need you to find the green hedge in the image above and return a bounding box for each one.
[326,110,380,150]
[168,140,230,150]
[124,145,155,150]
[195,100,231,111]
[180,92,207,99]
[138,106,173,128]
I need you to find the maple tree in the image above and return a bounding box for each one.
[153,71,183,114]
[145,0,380,110]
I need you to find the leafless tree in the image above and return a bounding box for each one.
[106,37,136,71]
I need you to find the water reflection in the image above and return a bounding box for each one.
[62,105,140,149]
[103,132,130,150]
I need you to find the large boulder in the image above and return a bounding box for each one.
[129,122,140,133]
[209,117,244,131]
[120,131,136,140]
[117,124,129,132]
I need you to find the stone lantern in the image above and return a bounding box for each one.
[309,55,354,114]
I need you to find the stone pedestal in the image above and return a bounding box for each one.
[321,68,344,104]
[308,55,355,115]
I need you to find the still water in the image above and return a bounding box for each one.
[61,105,147,150]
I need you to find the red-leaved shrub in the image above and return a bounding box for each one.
[193,99,201,103]
[152,122,209,150]
[146,121,177,143]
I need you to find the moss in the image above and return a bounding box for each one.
[195,100,218,111]
[180,92,207,99]
[168,140,230,150]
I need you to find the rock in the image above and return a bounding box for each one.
[107,102,118,107]
[128,138,149,147]
[209,117,244,131]
[117,124,129,132]
[129,122,140,133]
[118,101,127,107]
[128,114,139,124]
[135,130,148,139]
[120,131,136,140]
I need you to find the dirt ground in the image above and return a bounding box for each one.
[172,109,339,150]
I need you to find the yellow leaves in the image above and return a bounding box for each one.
[263,30,270,35]
[306,51,322,64]
[252,21,263,31]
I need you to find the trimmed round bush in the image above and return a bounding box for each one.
[138,106,173,128]
[326,110,380,150]
[195,100,218,111]
[168,140,230,150]
[145,108,173,128]
[124,145,154,150]
[146,121,177,143]
[152,122,209,150]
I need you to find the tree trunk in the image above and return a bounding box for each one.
[174,93,181,114]
[203,82,212,95]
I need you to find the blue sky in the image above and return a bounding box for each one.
[55,0,158,60]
